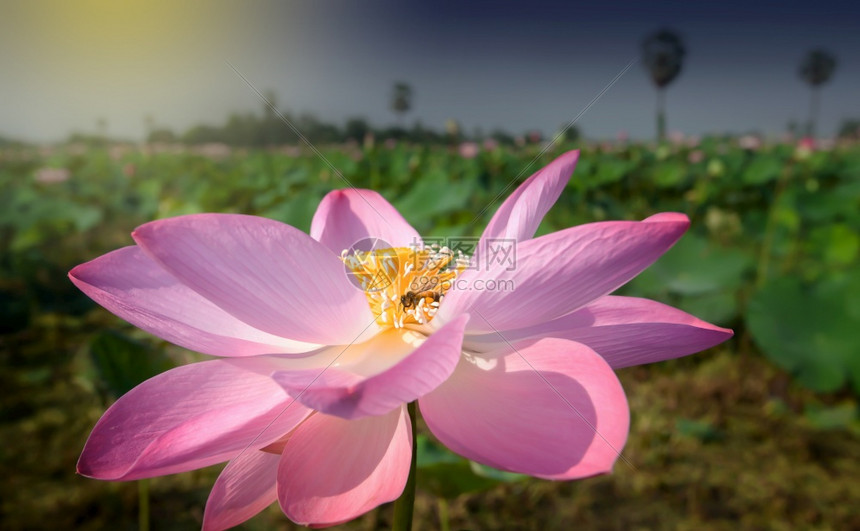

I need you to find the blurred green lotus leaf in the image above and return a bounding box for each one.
[394,171,473,225]
[676,290,738,326]
[261,190,321,233]
[747,275,860,393]
[416,435,525,498]
[592,158,631,186]
[630,235,753,296]
[652,161,687,188]
[88,331,176,399]
[741,155,782,185]
[809,224,860,267]
[468,461,527,482]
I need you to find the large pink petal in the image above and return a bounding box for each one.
[310,188,421,253]
[465,295,733,368]
[70,246,320,357]
[419,338,629,479]
[272,315,469,419]
[435,212,690,333]
[277,406,411,527]
[480,150,579,243]
[132,214,377,345]
[203,450,280,531]
[77,358,312,480]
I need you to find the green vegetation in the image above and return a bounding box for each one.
[1,137,859,529]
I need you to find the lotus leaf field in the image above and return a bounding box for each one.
[2,138,859,529]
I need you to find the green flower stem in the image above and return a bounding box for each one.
[438,498,451,531]
[138,478,150,531]
[392,401,417,531]
[756,162,792,288]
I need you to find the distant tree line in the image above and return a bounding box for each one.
[146,113,564,147]
[136,82,573,148]
[144,108,560,148]
[144,115,542,147]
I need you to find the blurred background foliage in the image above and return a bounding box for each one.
[1,134,860,530]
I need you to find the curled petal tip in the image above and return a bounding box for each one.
[644,211,690,227]
[75,454,101,480]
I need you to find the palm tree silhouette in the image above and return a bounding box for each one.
[799,49,837,138]
[642,29,686,141]
[391,82,413,126]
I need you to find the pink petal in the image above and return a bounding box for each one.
[132,214,377,345]
[70,246,319,357]
[77,358,312,480]
[277,406,411,527]
[203,450,280,531]
[480,150,579,242]
[310,188,421,253]
[435,213,690,334]
[419,338,629,480]
[466,295,733,368]
[271,315,469,419]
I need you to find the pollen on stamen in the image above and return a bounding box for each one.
[341,244,468,329]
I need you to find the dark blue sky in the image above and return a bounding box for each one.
[3,0,858,141]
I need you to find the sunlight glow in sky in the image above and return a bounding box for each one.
[2,0,858,142]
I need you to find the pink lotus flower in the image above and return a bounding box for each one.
[458,141,480,159]
[738,134,762,151]
[70,150,732,529]
[687,149,705,164]
[482,138,499,151]
[34,166,71,184]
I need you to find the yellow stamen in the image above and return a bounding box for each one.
[342,245,469,328]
